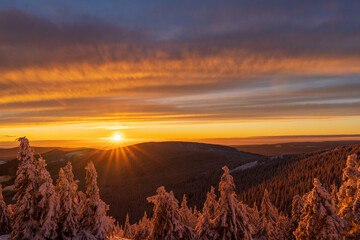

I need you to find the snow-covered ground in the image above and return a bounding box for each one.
[269,155,284,160]
[230,161,258,173]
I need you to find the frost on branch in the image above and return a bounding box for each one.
[0,185,11,235]
[179,194,197,229]
[10,137,41,240]
[295,178,345,240]
[212,166,253,240]
[147,186,196,240]
[289,194,304,240]
[254,189,289,240]
[196,186,219,240]
[35,157,59,239]
[133,211,151,240]
[56,162,80,240]
[123,214,134,239]
[79,162,115,240]
[337,154,360,238]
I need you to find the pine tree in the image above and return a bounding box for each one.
[254,189,288,240]
[113,221,124,239]
[134,212,151,240]
[56,162,80,240]
[79,162,115,240]
[196,186,219,240]
[35,157,59,239]
[338,154,360,238]
[10,137,40,240]
[295,178,345,240]
[212,166,253,240]
[0,185,11,235]
[180,194,197,229]
[123,214,134,239]
[289,195,304,240]
[147,186,196,240]
[350,185,360,239]
[244,203,260,235]
[331,183,339,208]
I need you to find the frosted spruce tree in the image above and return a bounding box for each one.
[79,162,115,240]
[351,186,360,239]
[254,189,289,240]
[295,178,345,240]
[337,154,360,238]
[244,203,260,235]
[331,183,339,208]
[289,195,304,240]
[0,185,11,235]
[180,194,197,229]
[134,211,151,240]
[212,166,253,240]
[147,186,196,240]
[35,157,59,239]
[10,137,40,240]
[196,186,219,240]
[56,162,80,240]
[123,214,134,239]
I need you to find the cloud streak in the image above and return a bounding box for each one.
[0,1,359,143]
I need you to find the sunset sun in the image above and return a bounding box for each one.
[112,134,122,141]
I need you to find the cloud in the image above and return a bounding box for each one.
[0,5,359,127]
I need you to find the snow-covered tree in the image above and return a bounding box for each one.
[244,202,260,235]
[338,154,360,238]
[180,194,197,229]
[123,214,134,239]
[113,221,124,239]
[331,183,339,208]
[79,162,115,240]
[212,166,253,240]
[295,178,345,240]
[134,211,151,240]
[35,157,59,239]
[147,186,196,240]
[196,186,218,240]
[10,137,40,240]
[0,185,11,235]
[56,162,80,239]
[289,195,304,240]
[254,189,288,240]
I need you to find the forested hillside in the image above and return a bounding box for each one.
[235,144,360,215]
[2,138,360,239]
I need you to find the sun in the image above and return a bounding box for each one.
[112,134,122,141]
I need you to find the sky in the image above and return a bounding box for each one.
[0,0,360,148]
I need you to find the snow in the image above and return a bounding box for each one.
[269,155,284,160]
[230,161,258,173]
[65,149,90,158]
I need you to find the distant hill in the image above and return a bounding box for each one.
[233,140,360,156]
[0,141,261,223]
